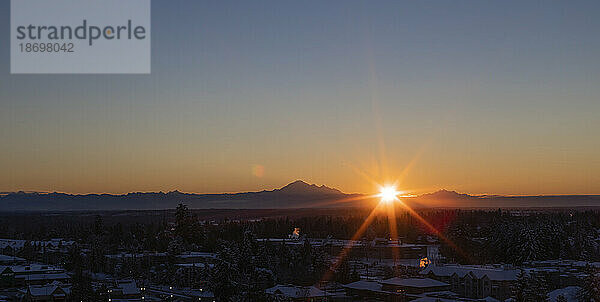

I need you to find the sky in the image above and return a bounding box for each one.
[1,0,599,195]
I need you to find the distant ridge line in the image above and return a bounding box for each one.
[1,181,599,211]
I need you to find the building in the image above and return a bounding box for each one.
[31,239,75,254]
[0,254,26,265]
[0,264,69,288]
[103,280,142,301]
[17,273,70,286]
[175,252,218,265]
[266,285,329,301]
[0,239,75,255]
[6,264,68,287]
[342,278,450,301]
[523,259,600,288]
[146,285,215,301]
[343,280,403,301]
[370,238,429,260]
[0,239,27,254]
[22,283,71,301]
[380,277,450,295]
[103,251,168,274]
[256,237,437,262]
[420,265,518,300]
[0,267,15,288]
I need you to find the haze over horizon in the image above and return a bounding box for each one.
[1,1,599,195]
[2,180,600,197]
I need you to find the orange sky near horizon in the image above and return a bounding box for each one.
[2,130,598,196]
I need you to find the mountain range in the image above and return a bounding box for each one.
[0,180,599,211]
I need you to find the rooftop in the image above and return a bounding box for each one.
[343,280,383,292]
[380,277,449,288]
[0,254,25,263]
[27,284,70,297]
[116,280,140,295]
[266,285,326,298]
[421,265,519,281]
[17,273,70,282]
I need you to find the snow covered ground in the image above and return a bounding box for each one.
[548,286,581,302]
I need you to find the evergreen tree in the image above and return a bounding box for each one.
[210,241,241,301]
[93,215,104,236]
[175,203,192,241]
[577,265,600,302]
[513,271,549,302]
[69,270,100,301]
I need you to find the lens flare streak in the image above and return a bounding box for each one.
[321,192,469,282]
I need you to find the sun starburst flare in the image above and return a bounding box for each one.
[320,180,470,283]
[378,185,400,203]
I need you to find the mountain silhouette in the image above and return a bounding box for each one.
[406,190,600,208]
[0,180,354,211]
[417,189,472,200]
[0,183,599,210]
[275,180,343,195]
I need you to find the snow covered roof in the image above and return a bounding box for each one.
[147,286,215,298]
[380,277,449,288]
[17,273,70,282]
[421,265,519,281]
[0,239,26,249]
[27,285,68,297]
[0,239,74,250]
[527,259,600,266]
[343,280,383,292]
[411,298,457,302]
[117,280,140,295]
[30,239,75,247]
[175,263,211,268]
[105,252,167,258]
[0,254,25,263]
[265,285,326,298]
[257,238,365,248]
[413,295,499,302]
[10,264,63,274]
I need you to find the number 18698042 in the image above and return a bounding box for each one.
[19,43,74,53]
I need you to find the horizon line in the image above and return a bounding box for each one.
[2,187,600,198]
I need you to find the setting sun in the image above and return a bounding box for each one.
[378,185,399,203]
